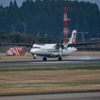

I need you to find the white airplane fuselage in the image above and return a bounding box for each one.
[30,44,77,58]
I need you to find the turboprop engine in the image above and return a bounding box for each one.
[51,53,58,57]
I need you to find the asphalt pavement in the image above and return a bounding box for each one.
[0,59,100,68]
[0,92,100,100]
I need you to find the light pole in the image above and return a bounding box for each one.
[81,32,88,43]
[90,34,92,42]
[82,33,85,43]
[97,33,100,42]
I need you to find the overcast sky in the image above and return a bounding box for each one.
[0,0,100,10]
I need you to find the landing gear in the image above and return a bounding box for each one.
[58,56,62,61]
[43,57,47,61]
[33,54,36,59]
[33,56,36,59]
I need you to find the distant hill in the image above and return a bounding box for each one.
[0,0,100,37]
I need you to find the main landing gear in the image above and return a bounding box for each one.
[58,56,62,61]
[43,56,47,61]
[43,56,62,61]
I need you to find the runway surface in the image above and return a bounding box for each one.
[0,59,100,68]
[0,92,100,100]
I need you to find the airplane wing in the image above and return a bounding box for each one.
[68,42,100,47]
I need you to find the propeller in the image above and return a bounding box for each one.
[55,40,66,56]
[55,39,64,49]
[55,39,66,49]
[28,40,35,48]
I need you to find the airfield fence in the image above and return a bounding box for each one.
[0,46,30,53]
[0,45,100,53]
[77,48,100,51]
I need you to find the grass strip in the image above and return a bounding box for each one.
[0,66,100,72]
[0,82,100,88]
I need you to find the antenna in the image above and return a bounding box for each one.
[63,6,70,43]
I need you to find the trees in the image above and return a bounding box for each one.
[0,0,99,37]
[0,31,60,43]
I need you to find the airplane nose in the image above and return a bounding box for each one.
[30,48,35,54]
[30,49,32,54]
[30,48,38,54]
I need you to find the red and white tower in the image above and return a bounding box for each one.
[63,6,70,43]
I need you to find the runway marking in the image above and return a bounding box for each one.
[29,61,83,64]
[0,60,100,68]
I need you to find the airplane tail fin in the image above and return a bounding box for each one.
[68,30,77,44]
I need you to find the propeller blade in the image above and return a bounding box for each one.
[28,40,35,48]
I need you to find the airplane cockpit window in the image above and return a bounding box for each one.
[32,47,41,49]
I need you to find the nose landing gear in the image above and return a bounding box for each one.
[43,57,47,61]
[33,54,36,59]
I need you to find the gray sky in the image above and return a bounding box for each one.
[0,0,100,10]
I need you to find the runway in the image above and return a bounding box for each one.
[0,58,100,100]
[0,59,100,68]
[0,92,100,100]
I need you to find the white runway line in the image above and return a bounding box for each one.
[29,61,82,64]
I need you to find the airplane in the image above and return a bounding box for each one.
[30,30,77,61]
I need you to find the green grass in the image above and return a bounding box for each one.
[0,66,100,72]
[0,82,100,88]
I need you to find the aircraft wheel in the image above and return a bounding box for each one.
[43,57,47,61]
[33,57,36,59]
[33,55,36,59]
[58,57,62,61]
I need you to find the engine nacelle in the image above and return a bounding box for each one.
[51,53,58,57]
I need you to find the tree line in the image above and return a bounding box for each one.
[0,0,100,39]
[0,31,60,43]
